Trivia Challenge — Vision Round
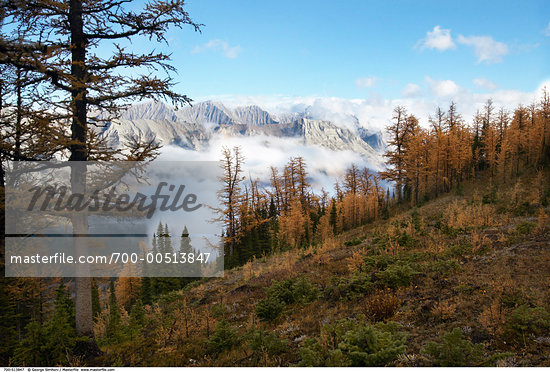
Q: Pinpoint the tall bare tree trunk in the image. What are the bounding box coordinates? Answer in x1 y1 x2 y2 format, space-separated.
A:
69 0 93 338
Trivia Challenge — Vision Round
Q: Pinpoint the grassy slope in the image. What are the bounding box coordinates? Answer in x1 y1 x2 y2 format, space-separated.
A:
99 172 550 367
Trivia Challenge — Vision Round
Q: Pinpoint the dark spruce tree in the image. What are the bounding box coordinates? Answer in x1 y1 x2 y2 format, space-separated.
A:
13 282 77 366
106 280 121 343
91 278 101 319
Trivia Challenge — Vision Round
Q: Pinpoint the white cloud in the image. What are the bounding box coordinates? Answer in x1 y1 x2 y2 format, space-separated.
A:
472 78 497 91
543 22 550 36
426 77 461 97
457 34 508 64
402 83 423 98
355 76 377 89
416 25 456 51
191 39 242 59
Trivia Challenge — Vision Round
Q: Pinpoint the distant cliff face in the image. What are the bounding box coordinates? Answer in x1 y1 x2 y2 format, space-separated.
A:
98 100 386 169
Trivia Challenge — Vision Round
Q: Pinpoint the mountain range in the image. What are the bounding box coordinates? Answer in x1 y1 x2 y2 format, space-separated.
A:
98 100 387 169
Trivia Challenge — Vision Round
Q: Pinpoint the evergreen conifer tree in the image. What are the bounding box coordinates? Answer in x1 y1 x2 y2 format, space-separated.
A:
91 278 101 319
106 281 121 342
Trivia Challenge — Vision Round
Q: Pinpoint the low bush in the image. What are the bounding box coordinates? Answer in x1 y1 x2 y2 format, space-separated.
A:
441 225 461 237
289 277 319 304
363 251 425 271
365 289 401 321
298 338 331 367
396 232 420 249
422 328 484 366
255 297 285 321
482 189 497 204
333 272 373 300
514 202 537 216
426 259 460 277
376 261 418 289
298 318 407 367
500 290 525 309
256 277 318 321
443 244 473 258
208 320 238 356
344 237 363 247
410 209 422 231
504 305 550 345
363 254 396 271
266 279 295 305
247 327 289 358
267 277 318 305
422 328 512 366
515 222 536 235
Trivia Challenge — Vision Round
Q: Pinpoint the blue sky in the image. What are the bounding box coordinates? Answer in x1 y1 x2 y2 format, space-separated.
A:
150 0 550 101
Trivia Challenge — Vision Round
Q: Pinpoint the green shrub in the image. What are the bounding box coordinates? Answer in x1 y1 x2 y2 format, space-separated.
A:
256 277 318 321
515 221 536 235
344 237 363 247
298 319 407 367
291 277 319 304
363 254 395 271
515 202 537 216
410 209 422 231
267 277 318 305
441 225 460 237
208 320 238 355
266 279 295 304
339 321 407 366
247 327 288 358
455 183 464 196
255 296 285 321
427 259 460 277
333 272 373 300
372 235 389 250
396 232 420 249
422 328 512 367
505 305 550 344
376 262 418 289
422 328 484 366
443 244 473 258
361 253 426 289
500 290 525 308
209 303 227 319
405 251 430 262
363 251 425 271
482 189 497 204
298 338 346 367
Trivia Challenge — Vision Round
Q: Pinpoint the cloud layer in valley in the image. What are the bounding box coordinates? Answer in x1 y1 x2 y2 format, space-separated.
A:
158 134 378 194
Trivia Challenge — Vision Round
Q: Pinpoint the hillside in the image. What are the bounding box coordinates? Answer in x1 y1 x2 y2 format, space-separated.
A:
96 171 550 367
